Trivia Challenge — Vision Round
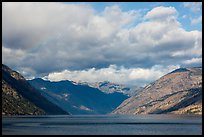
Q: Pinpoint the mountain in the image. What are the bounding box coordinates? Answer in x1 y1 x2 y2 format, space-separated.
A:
2 64 69 115
29 78 129 115
112 67 202 115
84 81 143 96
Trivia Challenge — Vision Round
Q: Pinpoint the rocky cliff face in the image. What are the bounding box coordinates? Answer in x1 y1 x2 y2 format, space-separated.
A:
112 67 202 115
2 80 46 115
2 64 69 115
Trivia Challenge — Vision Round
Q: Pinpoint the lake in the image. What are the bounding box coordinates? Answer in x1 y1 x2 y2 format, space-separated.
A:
2 114 202 135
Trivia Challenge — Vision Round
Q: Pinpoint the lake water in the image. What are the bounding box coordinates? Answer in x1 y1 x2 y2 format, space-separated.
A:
2 114 202 135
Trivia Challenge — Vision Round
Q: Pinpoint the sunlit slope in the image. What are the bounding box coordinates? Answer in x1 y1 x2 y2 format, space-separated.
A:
112 67 202 115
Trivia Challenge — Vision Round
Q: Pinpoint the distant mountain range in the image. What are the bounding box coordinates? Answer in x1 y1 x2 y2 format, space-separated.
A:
79 81 143 96
28 78 129 115
2 64 69 115
2 64 202 115
112 67 202 115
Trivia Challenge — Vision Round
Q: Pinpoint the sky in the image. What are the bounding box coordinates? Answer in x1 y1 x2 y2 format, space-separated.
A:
2 2 202 86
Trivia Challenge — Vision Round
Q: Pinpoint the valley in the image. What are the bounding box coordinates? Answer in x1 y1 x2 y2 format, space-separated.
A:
2 64 202 116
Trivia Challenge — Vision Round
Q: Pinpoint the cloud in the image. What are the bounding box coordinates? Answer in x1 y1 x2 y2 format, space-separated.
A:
145 6 178 21
191 16 202 25
2 3 202 85
44 64 180 86
2 2 95 50
2 46 25 67
170 30 202 58
182 15 187 19
182 57 202 65
183 2 202 12
103 5 139 27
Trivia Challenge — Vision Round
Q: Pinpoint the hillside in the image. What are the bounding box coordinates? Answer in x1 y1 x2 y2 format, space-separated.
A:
29 78 129 114
112 67 202 115
2 80 46 115
2 64 69 115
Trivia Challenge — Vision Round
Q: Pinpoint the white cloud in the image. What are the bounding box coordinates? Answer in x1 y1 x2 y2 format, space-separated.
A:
103 5 139 27
145 6 178 21
183 2 202 12
44 64 180 86
182 57 202 65
191 16 202 25
128 67 163 80
182 15 187 19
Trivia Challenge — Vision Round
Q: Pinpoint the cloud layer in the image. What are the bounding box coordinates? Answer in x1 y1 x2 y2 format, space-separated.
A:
44 64 180 86
2 2 202 86
183 2 202 12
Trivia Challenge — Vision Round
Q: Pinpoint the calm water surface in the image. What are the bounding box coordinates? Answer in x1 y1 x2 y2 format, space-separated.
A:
2 114 202 135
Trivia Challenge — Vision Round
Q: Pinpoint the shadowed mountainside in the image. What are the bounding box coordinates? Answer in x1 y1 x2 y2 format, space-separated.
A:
29 78 129 115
